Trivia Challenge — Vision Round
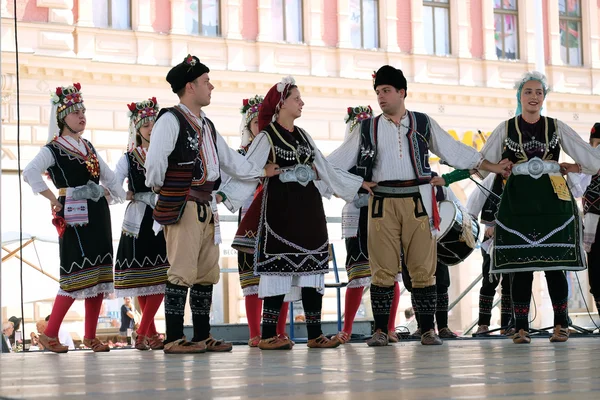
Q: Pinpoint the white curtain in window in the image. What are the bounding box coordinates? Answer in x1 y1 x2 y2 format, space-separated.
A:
272 0 285 41
92 0 109 28
202 0 219 36
433 6 449 55
285 0 302 43
423 6 434 55
185 0 200 35
362 0 378 49
111 0 131 30
349 0 362 48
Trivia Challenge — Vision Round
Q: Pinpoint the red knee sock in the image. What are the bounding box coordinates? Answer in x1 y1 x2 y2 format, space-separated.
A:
388 281 400 332
342 287 364 334
245 294 263 339
44 295 75 338
137 294 164 337
276 302 289 336
84 294 104 340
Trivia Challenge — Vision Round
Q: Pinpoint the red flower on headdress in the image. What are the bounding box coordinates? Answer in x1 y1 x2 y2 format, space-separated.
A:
592 127 596 134
56 87 63 96
127 102 137 112
151 97 157 105
243 99 249 107
74 83 81 91
371 72 376 79
347 107 352 114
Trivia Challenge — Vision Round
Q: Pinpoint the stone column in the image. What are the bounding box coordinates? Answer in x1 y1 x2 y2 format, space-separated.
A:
381 0 399 52
76 0 94 27
410 0 426 55
257 0 272 42
134 0 153 32
337 0 351 48
582 0 599 68
546 0 562 65
170 0 188 35
306 0 324 46
451 0 470 58
481 0 497 60
222 0 242 40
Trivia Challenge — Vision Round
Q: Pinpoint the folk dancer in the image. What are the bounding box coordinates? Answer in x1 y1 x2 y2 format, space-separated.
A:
114 97 169 350
23 83 126 353
145 55 279 354
235 95 290 346
324 65 511 346
218 76 369 350
335 105 401 344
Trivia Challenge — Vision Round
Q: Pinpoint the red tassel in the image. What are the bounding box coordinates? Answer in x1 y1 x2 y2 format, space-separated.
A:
52 210 67 238
431 187 440 231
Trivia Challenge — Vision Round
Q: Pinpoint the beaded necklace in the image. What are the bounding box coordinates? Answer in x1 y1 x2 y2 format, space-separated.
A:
54 136 100 178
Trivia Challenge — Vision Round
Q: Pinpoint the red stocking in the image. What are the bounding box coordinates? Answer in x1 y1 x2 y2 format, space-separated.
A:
342 287 364 334
44 295 75 338
84 294 104 340
245 294 263 339
276 302 289 336
388 281 400 332
138 294 164 337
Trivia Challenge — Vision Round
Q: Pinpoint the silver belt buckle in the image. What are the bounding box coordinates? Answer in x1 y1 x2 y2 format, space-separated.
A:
513 157 559 179
279 164 316 187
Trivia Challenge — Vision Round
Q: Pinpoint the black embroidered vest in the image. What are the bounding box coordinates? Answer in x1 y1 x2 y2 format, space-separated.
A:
46 138 101 189
355 111 432 184
583 174 600 215
481 175 505 225
153 106 220 226
502 116 560 163
126 149 150 194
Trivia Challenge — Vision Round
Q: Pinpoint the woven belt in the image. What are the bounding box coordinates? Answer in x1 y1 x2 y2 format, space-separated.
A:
373 185 420 195
512 157 560 179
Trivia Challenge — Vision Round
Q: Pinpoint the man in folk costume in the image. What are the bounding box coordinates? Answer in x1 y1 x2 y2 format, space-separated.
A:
325 65 510 345
565 122 600 323
145 55 279 354
335 105 402 344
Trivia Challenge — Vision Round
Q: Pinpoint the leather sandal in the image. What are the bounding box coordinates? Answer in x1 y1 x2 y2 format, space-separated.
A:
148 334 164 350
420 329 443 345
83 337 110 352
307 334 341 348
549 325 569 343
38 334 68 353
135 334 150 351
199 336 233 352
335 331 350 344
258 335 293 350
163 338 206 354
366 329 389 347
512 329 531 344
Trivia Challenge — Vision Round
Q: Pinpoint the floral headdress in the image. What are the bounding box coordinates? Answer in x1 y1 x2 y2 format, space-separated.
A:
240 95 264 147
127 97 159 131
47 83 85 143
126 97 160 151
514 71 550 116
51 83 85 121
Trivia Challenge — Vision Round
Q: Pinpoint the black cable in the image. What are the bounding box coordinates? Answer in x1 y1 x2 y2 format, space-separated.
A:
574 271 600 331
13 0 26 350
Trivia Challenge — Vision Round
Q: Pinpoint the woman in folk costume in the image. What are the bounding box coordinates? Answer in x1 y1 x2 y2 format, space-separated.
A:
114 98 169 351
236 95 290 347
218 76 370 350
23 83 126 353
335 106 402 344
470 72 600 343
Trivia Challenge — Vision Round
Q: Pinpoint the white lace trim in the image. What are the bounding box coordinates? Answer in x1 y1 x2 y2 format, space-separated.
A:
57 282 114 300
347 277 371 288
114 284 166 298
242 285 259 297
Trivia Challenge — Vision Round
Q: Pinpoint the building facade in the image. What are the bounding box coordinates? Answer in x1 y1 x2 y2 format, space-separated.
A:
2 0 600 336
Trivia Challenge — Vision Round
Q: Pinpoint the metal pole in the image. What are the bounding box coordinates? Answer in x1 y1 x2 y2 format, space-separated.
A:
534 0 546 116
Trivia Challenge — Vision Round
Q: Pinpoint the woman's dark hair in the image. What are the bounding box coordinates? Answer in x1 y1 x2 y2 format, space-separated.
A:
57 119 65 135
284 85 298 101
135 131 143 147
